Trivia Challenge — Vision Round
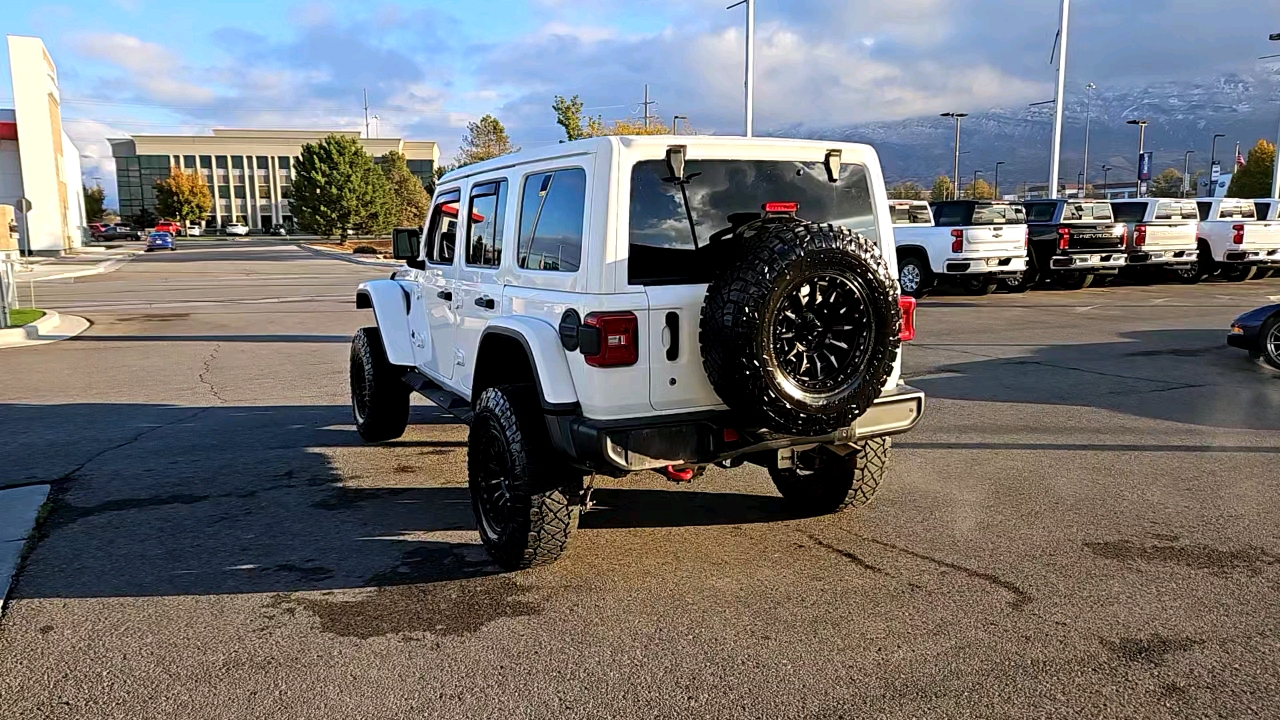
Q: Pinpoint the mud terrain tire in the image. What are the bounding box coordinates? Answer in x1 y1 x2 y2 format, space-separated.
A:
770 438 892 515
350 327 411 442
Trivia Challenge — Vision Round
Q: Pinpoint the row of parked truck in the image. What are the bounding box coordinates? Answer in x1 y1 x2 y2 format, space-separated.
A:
890 196 1280 296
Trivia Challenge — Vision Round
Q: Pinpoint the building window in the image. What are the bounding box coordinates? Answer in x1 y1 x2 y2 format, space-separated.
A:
199 155 212 169
183 155 196 170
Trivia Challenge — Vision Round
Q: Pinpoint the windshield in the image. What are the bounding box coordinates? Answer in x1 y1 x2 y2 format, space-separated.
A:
889 202 932 225
628 160 878 285
971 204 1026 225
1062 202 1113 222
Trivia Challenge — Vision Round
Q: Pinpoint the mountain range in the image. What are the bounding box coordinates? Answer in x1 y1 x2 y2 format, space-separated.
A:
787 71 1280 194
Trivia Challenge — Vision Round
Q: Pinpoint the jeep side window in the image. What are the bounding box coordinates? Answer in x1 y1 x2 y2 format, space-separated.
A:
425 189 461 265
518 168 586 272
467 180 507 268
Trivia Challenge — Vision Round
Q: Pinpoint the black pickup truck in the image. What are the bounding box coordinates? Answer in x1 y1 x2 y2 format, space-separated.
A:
1012 199 1129 290
95 224 145 241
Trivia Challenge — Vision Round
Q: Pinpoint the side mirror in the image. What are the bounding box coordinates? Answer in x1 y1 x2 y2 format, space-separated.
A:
392 227 423 268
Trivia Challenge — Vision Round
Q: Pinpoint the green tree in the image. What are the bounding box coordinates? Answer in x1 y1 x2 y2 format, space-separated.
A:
553 95 592 141
292 133 392 240
1149 168 1185 198
83 183 106 222
1227 139 1276 198
930 175 954 202
154 168 212 225
380 151 431 228
887 181 926 200
456 114 519 167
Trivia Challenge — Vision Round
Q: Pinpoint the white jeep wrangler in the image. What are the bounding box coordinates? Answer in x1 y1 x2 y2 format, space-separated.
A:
351 136 924 569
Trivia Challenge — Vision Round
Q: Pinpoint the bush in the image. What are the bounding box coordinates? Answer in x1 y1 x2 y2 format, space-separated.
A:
352 245 379 255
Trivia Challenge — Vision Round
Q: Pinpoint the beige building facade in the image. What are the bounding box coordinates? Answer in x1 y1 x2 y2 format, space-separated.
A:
109 129 439 230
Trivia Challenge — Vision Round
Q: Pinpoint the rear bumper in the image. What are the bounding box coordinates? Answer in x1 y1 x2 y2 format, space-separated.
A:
1127 248 1198 266
942 255 1028 276
552 384 926 474
1049 251 1127 272
1221 248 1280 264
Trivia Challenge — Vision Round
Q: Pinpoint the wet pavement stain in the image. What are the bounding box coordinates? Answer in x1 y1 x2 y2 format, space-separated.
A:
1084 538 1280 577
268 575 542 639
1102 633 1198 665
851 533 1033 609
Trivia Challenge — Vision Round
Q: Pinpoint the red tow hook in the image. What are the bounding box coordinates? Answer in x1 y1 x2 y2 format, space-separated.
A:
661 465 696 482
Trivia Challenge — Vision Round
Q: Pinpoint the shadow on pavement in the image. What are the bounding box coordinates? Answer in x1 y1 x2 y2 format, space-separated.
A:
914 329 1280 431
2 401 795 600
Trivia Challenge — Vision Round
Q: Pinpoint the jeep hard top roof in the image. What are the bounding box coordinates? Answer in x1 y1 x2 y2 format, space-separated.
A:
437 135 883 184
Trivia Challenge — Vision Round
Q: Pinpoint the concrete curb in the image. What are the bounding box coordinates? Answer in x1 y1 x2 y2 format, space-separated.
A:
0 484 51 614
17 251 141 283
0 312 90 349
296 243 402 268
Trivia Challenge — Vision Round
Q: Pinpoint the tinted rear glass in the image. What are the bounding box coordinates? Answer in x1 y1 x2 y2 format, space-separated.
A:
1216 200 1256 220
1025 203 1057 223
971 204 1026 225
1153 201 1197 221
628 160 878 285
1111 202 1147 223
1062 202 1113 222
890 202 931 225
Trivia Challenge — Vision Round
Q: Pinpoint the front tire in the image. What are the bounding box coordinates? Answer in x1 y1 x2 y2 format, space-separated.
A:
897 255 932 299
469 385 581 570
1260 317 1280 371
959 276 999 296
1055 272 1094 290
1220 264 1257 282
770 438 891 516
349 327 411 442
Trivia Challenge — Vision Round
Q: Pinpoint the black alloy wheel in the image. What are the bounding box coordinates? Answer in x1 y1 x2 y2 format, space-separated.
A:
772 273 874 394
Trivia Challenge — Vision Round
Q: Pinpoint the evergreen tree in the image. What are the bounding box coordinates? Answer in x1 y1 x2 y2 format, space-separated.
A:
83 183 106 223
292 134 391 239
456 115 519 167
930 176 954 202
553 95 590 141
154 168 212 225
1227 139 1276 198
380 151 431 228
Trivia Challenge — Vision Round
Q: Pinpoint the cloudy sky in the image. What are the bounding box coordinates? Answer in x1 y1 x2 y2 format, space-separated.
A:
3 0 1278 201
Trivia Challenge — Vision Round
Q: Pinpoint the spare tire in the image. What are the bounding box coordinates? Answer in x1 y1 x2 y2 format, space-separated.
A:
700 221 901 436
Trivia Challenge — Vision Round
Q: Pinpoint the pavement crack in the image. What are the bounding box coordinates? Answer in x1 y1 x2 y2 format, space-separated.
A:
199 343 227 403
850 534 1033 609
803 533 886 574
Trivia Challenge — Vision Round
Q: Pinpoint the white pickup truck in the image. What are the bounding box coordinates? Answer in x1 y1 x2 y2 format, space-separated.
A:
890 199 1029 298
1195 197 1280 281
1110 198 1200 283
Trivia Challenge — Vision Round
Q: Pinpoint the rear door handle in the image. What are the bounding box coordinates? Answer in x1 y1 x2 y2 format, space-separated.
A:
437 290 452 301
475 296 496 310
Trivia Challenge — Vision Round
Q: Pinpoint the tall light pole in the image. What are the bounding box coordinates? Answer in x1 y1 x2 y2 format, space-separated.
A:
994 161 1005 198
1269 32 1280 198
941 112 968 200
1048 0 1071 200
972 170 983 198
1101 164 1112 198
728 0 755 137
672 115 688 135
1082 82 1095 196
1126 119 1148 198
1183 150 1195 198
1210 133 1226 166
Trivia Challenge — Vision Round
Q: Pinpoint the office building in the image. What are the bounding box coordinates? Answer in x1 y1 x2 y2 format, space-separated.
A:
109 129 439 230
1 35 87 255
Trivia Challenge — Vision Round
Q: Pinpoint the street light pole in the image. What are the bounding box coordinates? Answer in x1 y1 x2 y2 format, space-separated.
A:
727 0 755 137
672 115 688 135
994 161 1005 198
1048 0 1071 200
1082 82 1095 196
1126 119 1148 198
1183 150 1195 198
1101 164 1111 198
941 112 968 200
1269 32 1280 198
972 170 983 199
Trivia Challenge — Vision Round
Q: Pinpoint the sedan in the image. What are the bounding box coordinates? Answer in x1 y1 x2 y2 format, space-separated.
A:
225 223 250 236
1228 303 1280 370
145 232 176 252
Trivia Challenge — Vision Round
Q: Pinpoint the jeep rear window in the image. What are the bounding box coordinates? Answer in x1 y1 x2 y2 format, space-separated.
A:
628 160 878 286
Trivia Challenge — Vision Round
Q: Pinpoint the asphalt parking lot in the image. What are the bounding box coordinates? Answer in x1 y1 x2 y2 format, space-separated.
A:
2 240 1279 719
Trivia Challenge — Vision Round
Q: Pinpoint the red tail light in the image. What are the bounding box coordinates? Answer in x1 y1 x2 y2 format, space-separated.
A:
763 201 799 214
1232 224 1245 245
1134 224 1146 246
898 296 917 342
1057 227 1071 250
1024 228 1030 248
950 229 964 253
582 312 639 367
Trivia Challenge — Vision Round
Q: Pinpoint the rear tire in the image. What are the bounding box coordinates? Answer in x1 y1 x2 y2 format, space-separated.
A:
1220 264 1257 282
349 327 411 442
959 276 999 296
770 438 892 516
469 385 581 570
1055 272 1094 290
1171 264 1202 284
1260 317 1280 371
897 255 932 299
